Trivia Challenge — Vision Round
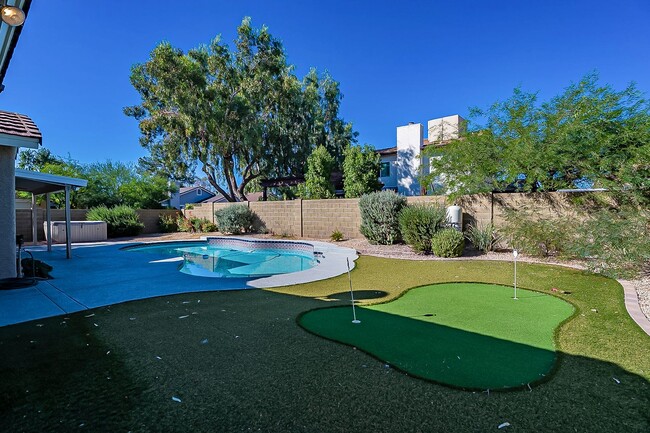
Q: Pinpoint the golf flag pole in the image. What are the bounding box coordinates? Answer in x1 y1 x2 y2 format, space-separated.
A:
347 258 361 324
513 249 519 300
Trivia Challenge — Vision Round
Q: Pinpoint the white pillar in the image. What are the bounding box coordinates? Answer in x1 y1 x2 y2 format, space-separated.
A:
65 185 72 259
396 123 423 196
0 146 17 278
46 193 52 252
31 193 38 245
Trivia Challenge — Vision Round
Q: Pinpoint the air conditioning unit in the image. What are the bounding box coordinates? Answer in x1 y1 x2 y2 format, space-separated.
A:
44 221 108 243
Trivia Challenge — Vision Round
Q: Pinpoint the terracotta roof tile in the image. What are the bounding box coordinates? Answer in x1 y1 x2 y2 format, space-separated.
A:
0 110 42 142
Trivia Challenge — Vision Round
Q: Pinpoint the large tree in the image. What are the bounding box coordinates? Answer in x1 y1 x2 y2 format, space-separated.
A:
343 144 382 197
423 73 650 204
125 17 356 202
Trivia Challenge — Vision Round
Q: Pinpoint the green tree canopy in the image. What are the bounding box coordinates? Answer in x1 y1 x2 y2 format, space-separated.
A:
299 145 335 199
125 17 357 202
17 149 174 209
343 144 382 198
423 73 650 204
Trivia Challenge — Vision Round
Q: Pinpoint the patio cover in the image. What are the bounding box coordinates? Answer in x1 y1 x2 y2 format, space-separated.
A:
15 168 87 258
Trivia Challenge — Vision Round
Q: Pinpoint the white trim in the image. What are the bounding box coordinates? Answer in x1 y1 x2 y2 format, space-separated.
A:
0 133 40 148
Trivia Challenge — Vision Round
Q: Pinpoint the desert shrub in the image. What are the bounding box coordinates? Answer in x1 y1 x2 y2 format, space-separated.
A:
175 216 217 233
158 213 178 233
465 222 500 253
566 207 650 278
501 208 572 257
200 220 218 232
398 203 447 253
189 217 204 231
176 216 194 232
215 205 256 234
87 205 144 238
431 228 465 258
359 190 407 245
330 230 344 242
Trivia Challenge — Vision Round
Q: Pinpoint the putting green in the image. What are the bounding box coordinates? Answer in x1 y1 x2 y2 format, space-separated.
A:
299 283 574 390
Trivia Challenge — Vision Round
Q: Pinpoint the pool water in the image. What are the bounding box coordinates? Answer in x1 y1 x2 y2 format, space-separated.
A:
128 242 317 278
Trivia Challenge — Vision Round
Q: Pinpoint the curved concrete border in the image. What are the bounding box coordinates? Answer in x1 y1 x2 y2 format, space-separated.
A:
243 240 358 288
619 280 650 336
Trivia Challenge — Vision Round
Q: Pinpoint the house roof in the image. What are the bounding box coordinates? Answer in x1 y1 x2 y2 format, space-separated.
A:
179 185 215 196
0 110 42 142
201 191 264 203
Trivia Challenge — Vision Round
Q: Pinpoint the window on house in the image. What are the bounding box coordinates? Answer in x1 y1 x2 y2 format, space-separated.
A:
380 162 390 177
197 189 202 196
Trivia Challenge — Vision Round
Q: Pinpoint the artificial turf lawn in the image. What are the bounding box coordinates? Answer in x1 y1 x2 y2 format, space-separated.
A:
0 255 648 432
299 283 574 389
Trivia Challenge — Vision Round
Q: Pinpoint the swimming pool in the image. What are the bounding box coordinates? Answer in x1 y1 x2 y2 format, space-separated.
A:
125 237 317 278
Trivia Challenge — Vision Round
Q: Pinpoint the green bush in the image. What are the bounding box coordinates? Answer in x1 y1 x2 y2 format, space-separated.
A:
566 208 650 278
398 203 447 253
359 190 407 245
87 205 144 238
175 216 217 233
176 216 194 232
200 220 218 232
465 222 500 253
158 213 178 233
431 228 465 258
501 208 571 257
330 230 344 242
215 205 256 234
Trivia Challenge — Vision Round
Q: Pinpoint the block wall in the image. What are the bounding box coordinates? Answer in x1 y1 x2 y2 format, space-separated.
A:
14 192 598 242
302 199 362 239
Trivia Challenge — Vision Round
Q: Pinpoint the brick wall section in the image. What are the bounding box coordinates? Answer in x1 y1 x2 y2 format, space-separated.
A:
137 209 181 234
302 199 362 239
456 194 493 228
249 200 302 237
183 203 215 222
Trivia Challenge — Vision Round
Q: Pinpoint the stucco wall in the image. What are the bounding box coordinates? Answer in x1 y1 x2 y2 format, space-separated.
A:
0 146 16 278
396 123 423 196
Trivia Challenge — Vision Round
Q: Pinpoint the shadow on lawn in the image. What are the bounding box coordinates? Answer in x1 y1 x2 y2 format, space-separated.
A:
0 289 648 433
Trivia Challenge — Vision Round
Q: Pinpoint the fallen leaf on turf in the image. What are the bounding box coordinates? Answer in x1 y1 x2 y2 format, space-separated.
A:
171 396 181 403
498 422 510 429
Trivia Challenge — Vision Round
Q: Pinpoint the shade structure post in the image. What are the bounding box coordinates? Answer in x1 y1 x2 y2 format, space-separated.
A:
31 193 37 245
65 185 71 259
45 193 51 252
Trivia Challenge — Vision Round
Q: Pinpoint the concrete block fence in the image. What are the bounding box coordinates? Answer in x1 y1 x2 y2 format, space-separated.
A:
16 192 593 242
15 209 180 242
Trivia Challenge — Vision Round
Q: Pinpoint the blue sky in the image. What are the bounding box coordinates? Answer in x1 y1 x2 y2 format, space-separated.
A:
3 0 650 165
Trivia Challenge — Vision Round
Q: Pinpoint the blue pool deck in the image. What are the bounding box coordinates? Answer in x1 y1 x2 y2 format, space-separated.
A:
0 239 358 327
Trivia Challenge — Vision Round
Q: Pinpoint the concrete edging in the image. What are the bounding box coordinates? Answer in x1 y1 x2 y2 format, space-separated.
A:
619 280 650 336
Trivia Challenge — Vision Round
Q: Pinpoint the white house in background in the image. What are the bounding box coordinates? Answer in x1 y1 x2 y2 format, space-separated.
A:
377 114 464 195
162 186 215 209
